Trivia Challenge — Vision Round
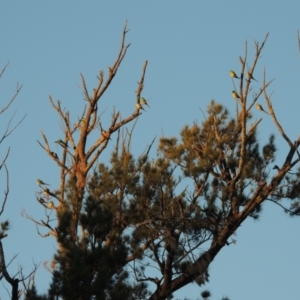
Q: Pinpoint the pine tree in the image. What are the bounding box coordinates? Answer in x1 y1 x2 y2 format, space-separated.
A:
28 29 300 300
26 21 150 299
47 195 135 299
128 34 300 299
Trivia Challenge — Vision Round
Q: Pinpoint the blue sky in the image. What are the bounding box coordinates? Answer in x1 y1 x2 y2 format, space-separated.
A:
0 1 300 299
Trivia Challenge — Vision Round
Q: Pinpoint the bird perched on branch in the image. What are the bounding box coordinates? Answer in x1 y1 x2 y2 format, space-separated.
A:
256 103 269 114
230 70 239 79
232 91 240 100
136 103 146 111
37 179 49 186
38 197 46 204
51 152 58 159
55 139 69 148
247 72 257 82
48 201 55 209
141 97 150 108
43 188 51 196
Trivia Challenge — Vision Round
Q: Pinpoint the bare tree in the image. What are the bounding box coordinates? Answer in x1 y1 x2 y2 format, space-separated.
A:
24 21 149 261
0 62 30 300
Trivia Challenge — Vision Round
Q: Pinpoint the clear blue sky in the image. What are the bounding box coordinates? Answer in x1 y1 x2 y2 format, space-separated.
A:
1 1 300 299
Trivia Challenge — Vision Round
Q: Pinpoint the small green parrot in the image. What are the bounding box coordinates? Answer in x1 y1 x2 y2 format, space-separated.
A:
136 103 146 111
256 103 269 114
232 90 240 99
55 139 69 148
51 152 58 159
230 70 239 79
38 197 46 204
247 72 257 82
43 188 51 196
141 97 150 108
79 118 86 126
37 179 49 186
48 201 55 209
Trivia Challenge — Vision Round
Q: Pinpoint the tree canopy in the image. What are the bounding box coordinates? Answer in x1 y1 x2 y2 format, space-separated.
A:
1 24 300 300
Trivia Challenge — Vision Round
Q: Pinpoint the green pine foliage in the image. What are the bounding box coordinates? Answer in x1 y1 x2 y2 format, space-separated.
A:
46 165 150 299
